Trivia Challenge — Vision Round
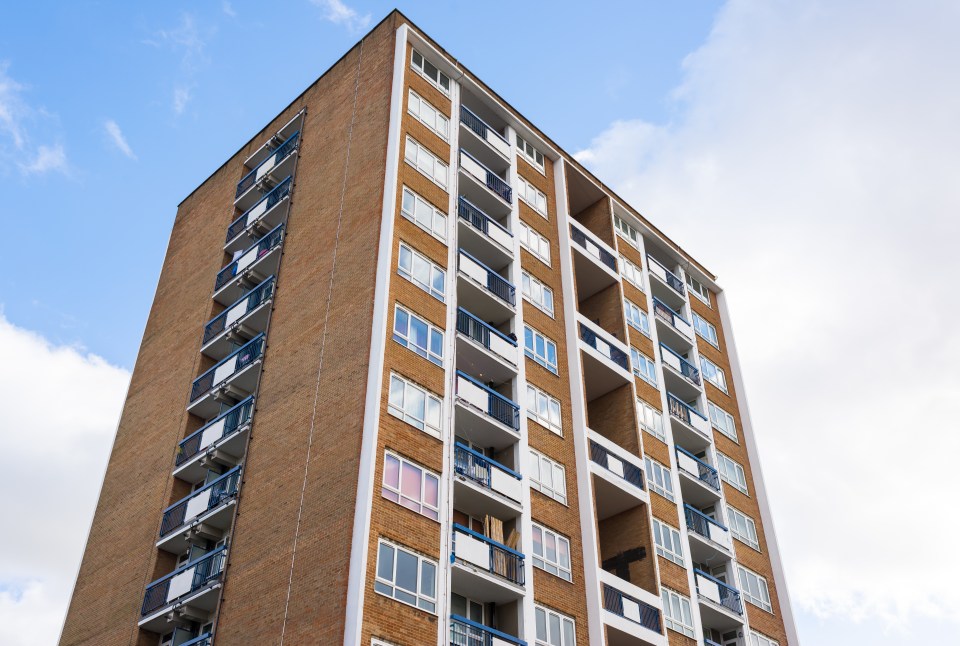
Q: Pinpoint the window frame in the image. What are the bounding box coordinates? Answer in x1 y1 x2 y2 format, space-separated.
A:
406 89 449 141
614 214 641 248
637 399 665 441
532 522 572 582
387 373 443 437
692 312 719 348
630 347 658 387
410 49 451 95
749 630 781 646
524 325 559 374
392 304 444 366
381 451 440 521
521 270 555 317
400 185 447 242
403 136 448 190
529 447 567 505
738 565 773 612
535 604 576 646
374 538 438 613
526 383 562 435
707 401 738 442
620 255 644 291
728 505 760 551
699 355 728 393
717 451 748 494
624 299 651 337
397 241 446 302
660 587 695 638
516 133 545 173
519 220 551 265
517 175 548 218
644 456 675 502
686 272 712 306
652 518 684 566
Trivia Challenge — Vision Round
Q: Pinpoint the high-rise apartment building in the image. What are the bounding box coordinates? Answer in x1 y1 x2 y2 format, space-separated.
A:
60 11 798 646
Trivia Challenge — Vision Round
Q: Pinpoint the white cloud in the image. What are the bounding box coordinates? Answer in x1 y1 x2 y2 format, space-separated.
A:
19 143 67 175
0 63 68 175
222 0 236 18
173 86 192 115
151 14 211 115
103 119 136 159
575 0 960 633
0 313 129 646
0 62 26 149
310 0 372 34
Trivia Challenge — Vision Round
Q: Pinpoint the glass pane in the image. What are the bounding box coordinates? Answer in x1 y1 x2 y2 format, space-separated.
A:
420 560 436 598
376 543 394 581
424 474 438 508
549 614 561 645
398 245 411 272
389 376 404 408
383 453 400 489
451 593 466 617
562 618 574 645
536 608 547 639
558 537 570 569
410 317 428 350
545 532 557 562
532 526 543 557
394 307 408 337
395 550 418 593
410 388 425 422
426 397 440 429
400 462 421 499
413 256 430 287
432 268 445 293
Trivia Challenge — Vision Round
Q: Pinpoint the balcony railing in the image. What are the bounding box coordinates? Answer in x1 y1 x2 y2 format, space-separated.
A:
460 105 510 158
204 276 275 344
694 569 743 616
458 196 513 250
226 176 292 243
457 308 517 364
667 393 711 436
647 255 685 295
660 343 700 385
684 504 732 550
652 297 693 338
675 446 720 491
458 249 516 306
460 149 513 203
177 397 254 466
456 371 520 431
589 440 645 490
450 614 527 646
579 322 630 371
570 224 617 272
602 583 662 634
141 547 226 616
452 523 525 585
705 640 724 646
236 130 300 198
453 442 522 502
180 634 213 646
160 466 241 537
190 334 265 402
215 224 285 291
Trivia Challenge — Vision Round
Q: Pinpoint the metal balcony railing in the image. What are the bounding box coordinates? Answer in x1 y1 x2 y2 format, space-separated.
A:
180 633 213 646
676 446 720 491
160 466 241 537
456 308 517 358
236 130 300 198
141 547 226 616
450 614 527 646
460 105 510 156
203 276 275 344
602 583 663 634
177 397 254 466
458 249 516 305
190 335 265 402
660 342 701 385
453 442 522 502
570 223 617 272
667 392 708 429
226 176 292 243
460 148 513 203
685 504 729 544
578 322 630 371
458 196 513 248
647 254 685 295
589 440 645 490
215 224 285 291
455 370 520 431
652 296 692 335
694 569 744 615
452 523 525 585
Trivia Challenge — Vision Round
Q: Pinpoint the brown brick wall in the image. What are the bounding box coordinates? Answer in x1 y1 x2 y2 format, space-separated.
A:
596 506 658 595
571 196 614 248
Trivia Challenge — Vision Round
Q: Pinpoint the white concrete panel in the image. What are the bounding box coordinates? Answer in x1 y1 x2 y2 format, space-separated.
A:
487 132 510 158
489 334 517 364
166 568 194 602
491 468 521 502
212 357 237 387
455 531 490 571
460 253 488 286
199 418 225 451
235 248 256 272
708 523 732 549
677 451 700 477
488 224 513 249
662 350 682 373
697 573 722 605
460 153 487 184
255 155 275 180
691 413 711 436
621 596 642 623
458 377 488 412
184 488 211 522
225 301 246 327
247 199 268 221
607 453 625 478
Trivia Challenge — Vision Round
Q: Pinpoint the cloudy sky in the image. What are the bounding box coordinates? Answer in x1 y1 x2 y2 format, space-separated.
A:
2 1 958 645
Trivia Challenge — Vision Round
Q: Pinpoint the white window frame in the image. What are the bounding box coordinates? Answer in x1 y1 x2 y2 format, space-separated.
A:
630 347 657 387
692 312 719 348
637 399 665 441
749 630 781 646
381 451 440 521
620 255 644 291
387 373 443 437
519 220 551 265
400 185 447 242
526 384 562 435
529 448 567 505
708 401 738 442
517 175 548 217
374 538 438 613
524 325 558 374
717 451 748 494
686 272 712 306
397 241 445 302
728 505 760 551
614 214 641 248
660 587 695 638
532 522 572 581
652 518 684 566
410 49 450 95
624 299 650 337
407 89 449 140
535 605 576 646
521 270 554 317
699 355 728 393
403 136 448 189
517 133 545 173
392 304 444 366
738 565 773 612
644 457 674 502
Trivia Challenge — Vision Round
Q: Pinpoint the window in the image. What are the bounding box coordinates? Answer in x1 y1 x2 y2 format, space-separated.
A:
728 506 760 551
526 384 562 434
630 348 657 386
686 272 711 305
699 356 728 392
388 373 442 437
393 305 443 366
660 587 694 638
692 312 719 348
620 255 644 291
382 452 440 521
400 186 447 241
398 242 445 301
529 448 567 504
407 89 449 140
404 137 448 189
521 271 554 316
749 630 780 646
707 401 738 442
374 539 437 612
652 518 684 566
637 399 665 441
410 49 450 94
614 214 641 248
535 605 575 646
524 325 558 374
717 452 748 494
532 523 572 581
519 221 551 264
517 134 545 172
624 300 651 336
738 565 772 612
644 457 674 501
517 175 548 217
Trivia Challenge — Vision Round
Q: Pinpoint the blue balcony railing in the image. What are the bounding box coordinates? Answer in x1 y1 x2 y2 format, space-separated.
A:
180 633 213 646
204 276 275 344
160 466 241 537
226 176 292 243
458 196 512 243
460 148 513 203
647 254 685 295
570 223 617 272
695 569 743 615
667 392 708 426
458 249 516 305
578 322 630 372
684 504 729 542
705 640 724 646
453 442 521 491
457 308 517 353
177 397 254 466
660 343 700 385
460 105 509 149
452 523 525 585
190 334 265 402
676 446 720 491
215 223 285 290
236 130 300 198
602 584 662 634
450 614 527 646
589 440 645 490
652 296 691 330
456 370 520 430
141 547 226 616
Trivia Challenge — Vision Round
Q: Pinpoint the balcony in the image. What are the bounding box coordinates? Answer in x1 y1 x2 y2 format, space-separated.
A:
456 308 517 384
459 149 512 217
174 396 253 483
457 196 513 268
158 466 241 553
589 430 648 519
180 634 213 646
675 446 722 507
667 393 711 448
684 505 733 561
139 547 226 632
600 570 666 646
460 105 510 168
451 523 524 600
457 249 516 324
188 335 265 418
225 176 292 253
578 314 632 400
694 570 744 629
659 343 700 396
213 223 284 306
651 297 693 349
454 371 519 450
646 255 685 310
235 130 300 210
450 615 526 646
570 223 619 300
202 276 274 360
453 442 522 518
